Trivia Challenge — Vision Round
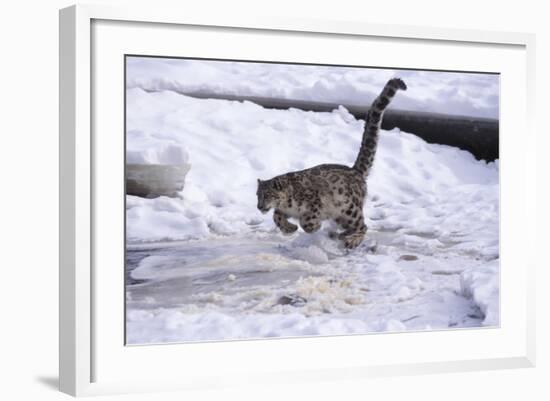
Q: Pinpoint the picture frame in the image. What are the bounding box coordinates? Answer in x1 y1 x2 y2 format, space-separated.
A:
59 3 536 397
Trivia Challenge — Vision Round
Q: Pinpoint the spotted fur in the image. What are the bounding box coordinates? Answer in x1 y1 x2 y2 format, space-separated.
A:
257 78 407 249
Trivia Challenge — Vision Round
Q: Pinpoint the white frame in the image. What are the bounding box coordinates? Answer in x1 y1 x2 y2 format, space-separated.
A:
59 4 536 397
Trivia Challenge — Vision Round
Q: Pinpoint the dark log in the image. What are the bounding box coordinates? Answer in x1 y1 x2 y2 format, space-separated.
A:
380 109 498 162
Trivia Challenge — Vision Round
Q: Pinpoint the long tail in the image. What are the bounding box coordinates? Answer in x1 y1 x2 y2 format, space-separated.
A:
352 78 407 178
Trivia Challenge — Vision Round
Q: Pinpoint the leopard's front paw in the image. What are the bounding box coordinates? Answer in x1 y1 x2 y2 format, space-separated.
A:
280 223 298 235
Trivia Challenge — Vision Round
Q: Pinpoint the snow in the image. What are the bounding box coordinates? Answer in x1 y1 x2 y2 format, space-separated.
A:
460 260 500 326
127 57 500 119
125 58 500 344
126 136 189 165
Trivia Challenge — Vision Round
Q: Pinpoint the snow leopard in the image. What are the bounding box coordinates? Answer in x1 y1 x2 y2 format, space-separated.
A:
256 78 407 249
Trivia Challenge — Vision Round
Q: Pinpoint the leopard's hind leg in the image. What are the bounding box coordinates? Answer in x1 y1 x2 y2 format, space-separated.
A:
335 206 367 249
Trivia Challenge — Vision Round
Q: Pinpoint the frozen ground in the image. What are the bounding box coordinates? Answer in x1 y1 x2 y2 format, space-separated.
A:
125 60 499 344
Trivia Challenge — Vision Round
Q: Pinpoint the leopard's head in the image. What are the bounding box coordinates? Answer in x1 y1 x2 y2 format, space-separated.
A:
256 178 284 214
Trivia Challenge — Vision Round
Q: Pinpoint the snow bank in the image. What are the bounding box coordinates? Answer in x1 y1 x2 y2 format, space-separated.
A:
126 88 499 248
127 136 189 166
460 260 500 326
127 57 499 119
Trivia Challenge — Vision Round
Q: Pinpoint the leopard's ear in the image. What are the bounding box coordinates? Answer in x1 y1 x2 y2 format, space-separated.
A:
273 179 282 191
257 178 262 184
